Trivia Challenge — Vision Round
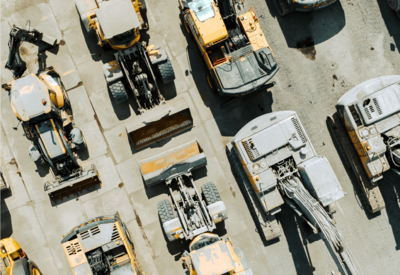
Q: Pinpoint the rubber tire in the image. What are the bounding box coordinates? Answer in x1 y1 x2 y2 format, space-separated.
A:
29 261 43 275
202 182 221 205
157 59 175 84
387 0 399 10
157 199 175 224
109 80 128 104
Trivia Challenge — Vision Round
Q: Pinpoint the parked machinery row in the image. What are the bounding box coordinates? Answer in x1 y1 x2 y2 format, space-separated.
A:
2 0 399 275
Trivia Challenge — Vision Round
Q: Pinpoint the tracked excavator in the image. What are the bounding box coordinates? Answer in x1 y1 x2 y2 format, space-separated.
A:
273 0 338 16
61 212 144 275
328 75 400 213
138 140 228 242
2 26 100 203
181 233 253 275
227 111 361 275
75 0 175 110
179 0 278 99
0 237 43 275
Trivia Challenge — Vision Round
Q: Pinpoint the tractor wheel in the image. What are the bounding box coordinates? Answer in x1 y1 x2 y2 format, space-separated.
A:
157 199 175 224
157 59 175 84
29 261 43 275
109 80 128 104
202 182 221 205
387 0 399 10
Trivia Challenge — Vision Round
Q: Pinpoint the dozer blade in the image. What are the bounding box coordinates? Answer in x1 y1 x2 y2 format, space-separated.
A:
138 140 207 187
45 165 101 202
126 97 193 150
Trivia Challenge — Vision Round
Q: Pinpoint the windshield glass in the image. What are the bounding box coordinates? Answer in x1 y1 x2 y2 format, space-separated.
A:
188 0 215 22
108 29 136 46
190 235 220 251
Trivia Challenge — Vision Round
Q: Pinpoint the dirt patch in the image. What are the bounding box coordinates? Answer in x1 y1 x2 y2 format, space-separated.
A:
59 40 66 46
296 37 316 60
20 46 28 56
118 182 124 188
230 186 236 198
332 74 338 80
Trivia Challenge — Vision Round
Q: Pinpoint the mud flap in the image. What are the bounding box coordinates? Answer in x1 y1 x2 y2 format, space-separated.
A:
126 97 193 150
45 165 101 202
138 140 207 187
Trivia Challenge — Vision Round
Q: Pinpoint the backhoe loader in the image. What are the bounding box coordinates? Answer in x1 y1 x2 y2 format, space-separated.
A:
75 0 176 110
179 0 278 97
273 0 337 16
328 75 400 213
227 111 361 275
61 212 144 275
0 237 42 275
181 233 253 275
2 67 100 203
138 140 228 242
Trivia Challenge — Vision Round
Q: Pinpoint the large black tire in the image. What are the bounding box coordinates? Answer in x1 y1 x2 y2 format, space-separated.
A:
109 80 128 104
387 0 399 10
157 199 175 224
157 59 175 84
29 261 43 275
202 182 221 205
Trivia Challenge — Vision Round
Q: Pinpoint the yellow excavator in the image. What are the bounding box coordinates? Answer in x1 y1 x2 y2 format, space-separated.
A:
0 237 42 275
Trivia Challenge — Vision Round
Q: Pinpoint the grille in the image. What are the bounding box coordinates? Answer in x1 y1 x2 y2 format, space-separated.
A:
91 226 100 236
364 108 372 119
80 230 90 240
369 105 375 113
291 118 307 143
111 224 120 241
66 242 82 255
80 225 101 240
242 138 261 160
373 98 382 115
259 68 266 76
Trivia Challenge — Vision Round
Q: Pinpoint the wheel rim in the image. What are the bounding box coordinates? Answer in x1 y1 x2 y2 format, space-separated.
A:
32 268 41 275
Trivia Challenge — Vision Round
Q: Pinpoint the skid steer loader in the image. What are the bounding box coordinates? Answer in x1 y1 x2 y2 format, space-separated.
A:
227 111 361 275
0 237 43 275
179 0 278 97
2 67 100 203
272 0 337 16
75 0 176 110
327 75 400 213
181 233 253 275
387 0 400 17
138 140 228 241
61 212 144 275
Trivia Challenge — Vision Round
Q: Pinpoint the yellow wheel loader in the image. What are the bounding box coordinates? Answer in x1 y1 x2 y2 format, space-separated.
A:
2 67 100 203
273 0 338 16
75 0 176 111
138 140 228 241
179 0 278 98
328 75 400 213
181 233 253 275
61 212 144 275
227 111 361 275
0 237 42 275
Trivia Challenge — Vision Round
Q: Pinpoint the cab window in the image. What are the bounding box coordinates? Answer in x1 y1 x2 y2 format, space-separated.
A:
188 0 215 22
2 257 9 268
190 235 220 251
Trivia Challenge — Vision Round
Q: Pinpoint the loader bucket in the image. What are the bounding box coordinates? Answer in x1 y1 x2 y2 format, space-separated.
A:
126 98 193 150
138 140 207 187
45 165 101 203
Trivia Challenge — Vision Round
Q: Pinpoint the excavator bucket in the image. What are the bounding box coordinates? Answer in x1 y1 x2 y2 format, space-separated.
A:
138 140 207 187
45 165 101 202
126 97 193 150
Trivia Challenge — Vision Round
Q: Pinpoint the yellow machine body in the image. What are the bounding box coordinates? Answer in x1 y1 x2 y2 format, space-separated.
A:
0 238 24 275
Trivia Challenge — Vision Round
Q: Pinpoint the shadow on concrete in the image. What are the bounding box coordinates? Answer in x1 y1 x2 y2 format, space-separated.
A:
1 190 13 238
179 19 274 137
79 18 110 63
377 0 400 54
160 215 190 260
34 160 51 178
326 114 381 220
50 182 102 207
264 0 345 50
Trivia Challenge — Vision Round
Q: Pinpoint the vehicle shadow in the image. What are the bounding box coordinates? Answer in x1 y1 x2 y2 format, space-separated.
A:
1 190 13 238
264 0 346 48
180 22 274 137
377 0 400 53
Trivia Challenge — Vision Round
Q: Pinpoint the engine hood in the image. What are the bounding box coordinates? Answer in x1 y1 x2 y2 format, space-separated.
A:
10 74 51 122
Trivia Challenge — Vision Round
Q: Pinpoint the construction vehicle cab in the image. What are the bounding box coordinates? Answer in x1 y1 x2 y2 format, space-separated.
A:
2 68 100 203
0 237 42 275
273 0 337 16
61 213 144 275
182 233 253 275
180 0 278 96
138 140 227 241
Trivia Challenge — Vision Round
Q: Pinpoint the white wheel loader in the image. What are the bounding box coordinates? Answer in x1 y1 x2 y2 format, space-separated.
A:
227 111 361 275
138 140 228 241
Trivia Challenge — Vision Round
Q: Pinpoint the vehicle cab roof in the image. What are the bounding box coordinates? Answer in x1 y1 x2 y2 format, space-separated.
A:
96 0 140 39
